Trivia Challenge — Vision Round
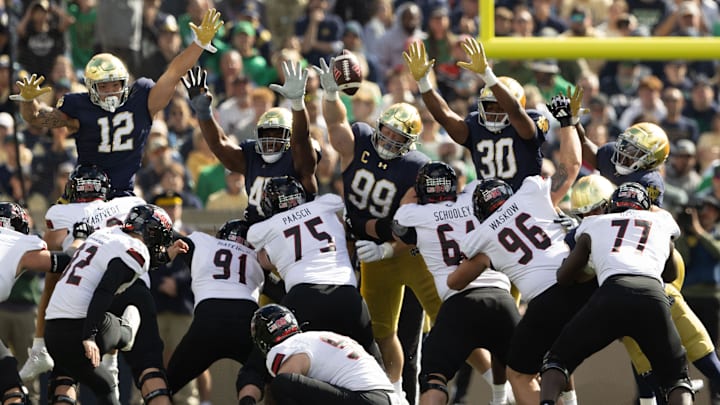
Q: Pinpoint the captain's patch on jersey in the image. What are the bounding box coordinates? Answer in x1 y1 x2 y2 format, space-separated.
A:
536 116 549 133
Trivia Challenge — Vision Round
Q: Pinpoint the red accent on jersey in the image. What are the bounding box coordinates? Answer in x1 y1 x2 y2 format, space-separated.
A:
46 219 54 230
271 353 286 375
126 248 146 267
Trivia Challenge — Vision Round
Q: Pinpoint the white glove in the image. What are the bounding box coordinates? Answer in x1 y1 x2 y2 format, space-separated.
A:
312 57 339 101
270 60 309 111
356 240 393 263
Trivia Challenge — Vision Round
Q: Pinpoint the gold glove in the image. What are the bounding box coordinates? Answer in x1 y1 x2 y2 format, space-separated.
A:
567 85 588 125
10 74 52 102
456 36 489 75
190 8 224 53
402 41 435 81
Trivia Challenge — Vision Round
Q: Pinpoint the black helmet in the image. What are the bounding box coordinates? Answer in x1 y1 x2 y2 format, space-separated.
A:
122 204 174 257
415 161 457 204
472 178 514 222
0 202 29 234
608 182 651 213
68 165 110 202
260 176 306 217
250 304 301 354
216 219 251 247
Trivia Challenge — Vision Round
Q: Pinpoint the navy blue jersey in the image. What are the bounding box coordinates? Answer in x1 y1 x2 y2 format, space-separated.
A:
596 143 665 207
58 79 154 194
342 123 430 237
241 139 303 224
462 109 548 191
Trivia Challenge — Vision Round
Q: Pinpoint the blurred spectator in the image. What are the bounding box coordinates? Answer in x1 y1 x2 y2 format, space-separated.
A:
334 0 376 25
350 83 381 126
66 0 96 71
138 11 181 81
450 0 479 35
159 161 203 208
95 0 142 77
560 6 605 74
627 0 673 34
342 20 381 85
19 122 48 153
494 7 514 36
416 106 445 160
205 169 248 212
250 87 276 127
264 0 308 51
529 59 575 102
271 47 305 97
661 60 694 97
137 122 175 197
295 0 344 66
185 129 219 186
377 2 423 78
595 0 631 37
654 0 705 36
217 74 255 140
0 111 13 153
696 132 720 174
685 79 720 134
660 86 700 143
364 0 393 57
0 132 32 199
48 160 73 204
231 21 276 87
532 0 568 36
35 55 85 107
211 49 243 103
179 0 228 76
560 0 612 25
30 125 76 198
194 162 227 206
380 68 414 112
618 75 666 129
424 5 454 67
216 0 261 24
601 61 646 118
151 190 196 233
166 96 197 155
16 0 73 79
0 55 11 114
666 139 701 195
435 34 480 102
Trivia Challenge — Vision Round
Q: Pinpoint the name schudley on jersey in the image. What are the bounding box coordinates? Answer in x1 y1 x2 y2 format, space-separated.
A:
433 206 473 222
487 202 520 231
281 208 312 225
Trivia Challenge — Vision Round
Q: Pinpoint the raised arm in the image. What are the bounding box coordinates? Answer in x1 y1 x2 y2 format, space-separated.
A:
403 41 469 144
547 90 582 206
182 67 247 174
13 74 80 131
313 58 355 170
269 61 318 195
456 37 535 140
148 8 223 117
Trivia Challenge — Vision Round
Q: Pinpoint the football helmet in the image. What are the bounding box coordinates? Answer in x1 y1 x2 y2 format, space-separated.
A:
68 165 110 203
216 219 251 247
477 76 526 133
416 161 458 204
611 122 670 175
570 174 617 216
373 102 422 160
251 304 301 354
608 182 651 213
472 178 514 222
122 204 174 258
0 202 29 234
260 176 306 217
84 53 130 113
255 107 293 164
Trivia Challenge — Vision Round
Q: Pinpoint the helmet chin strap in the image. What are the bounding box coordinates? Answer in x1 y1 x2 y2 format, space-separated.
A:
261 153 282 164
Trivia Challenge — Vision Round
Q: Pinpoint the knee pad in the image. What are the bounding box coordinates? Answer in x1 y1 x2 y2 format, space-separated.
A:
48 377 77 405
138 370 172 404
662 378 695 402
2 387 29 405
419 373 448 397
540 355 570 385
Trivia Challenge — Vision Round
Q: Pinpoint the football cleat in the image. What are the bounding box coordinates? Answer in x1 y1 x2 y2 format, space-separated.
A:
120 305 141 352
19 346 54 381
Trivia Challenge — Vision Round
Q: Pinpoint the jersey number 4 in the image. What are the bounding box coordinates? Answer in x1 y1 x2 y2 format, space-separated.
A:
97 113 134 153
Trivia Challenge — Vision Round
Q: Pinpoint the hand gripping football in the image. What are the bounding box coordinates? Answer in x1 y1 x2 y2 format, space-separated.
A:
332 50 362 96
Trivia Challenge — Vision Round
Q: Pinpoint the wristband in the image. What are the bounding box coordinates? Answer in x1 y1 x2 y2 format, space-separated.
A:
193 101 213 121
482 67 498 87
50 252 72 274
417 75 432 94
290 98 305 111
192 31 218 53
375 217 394 242
324 90 338 102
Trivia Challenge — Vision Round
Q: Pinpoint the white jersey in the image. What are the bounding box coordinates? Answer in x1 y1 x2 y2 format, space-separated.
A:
187 232 265 308
247 194 356 291
46 227 150 320
461 176 569 301
46 196 150 287
576 209 680 286
394 180 510 301
266 331 395 392
0 228 47 302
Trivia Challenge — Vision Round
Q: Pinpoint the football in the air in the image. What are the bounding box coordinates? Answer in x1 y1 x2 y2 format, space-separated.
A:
332 50 362 96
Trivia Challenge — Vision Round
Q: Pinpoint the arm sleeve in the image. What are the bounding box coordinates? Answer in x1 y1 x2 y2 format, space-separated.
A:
82 259 137 340
173 236 196 268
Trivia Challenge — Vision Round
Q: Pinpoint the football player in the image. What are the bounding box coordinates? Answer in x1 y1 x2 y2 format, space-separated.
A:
393 162 521 405
20 165 145 383
0 202 73 405
44 204 187 405
403 37 554 191
11 9 223 198
165 219 265 399
571 175 720 405
541 183 694 405
247 176 380 362
578 121 669 206
183 61 318 224
251 304 396 405
314 55 440 402
447 94 585 405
